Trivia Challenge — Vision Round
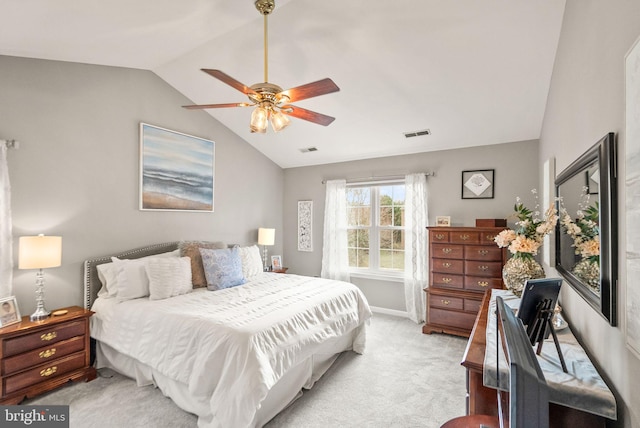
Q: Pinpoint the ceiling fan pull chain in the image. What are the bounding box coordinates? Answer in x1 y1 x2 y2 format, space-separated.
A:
264 13 268 83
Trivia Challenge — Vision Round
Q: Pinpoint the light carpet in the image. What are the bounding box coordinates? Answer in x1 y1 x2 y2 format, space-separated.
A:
28 313 468 428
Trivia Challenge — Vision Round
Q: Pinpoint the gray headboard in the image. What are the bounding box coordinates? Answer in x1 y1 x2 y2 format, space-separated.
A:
83 242 179 309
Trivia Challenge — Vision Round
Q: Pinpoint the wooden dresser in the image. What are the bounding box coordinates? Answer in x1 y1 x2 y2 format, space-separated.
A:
422 226 507 337
0 306 97 404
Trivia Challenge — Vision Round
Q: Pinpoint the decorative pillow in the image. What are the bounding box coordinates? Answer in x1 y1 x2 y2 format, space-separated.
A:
146 257 193 300
199 247 246 291
179 241 227 288
96 262 119 298
238 245 264 278
112 251 179 302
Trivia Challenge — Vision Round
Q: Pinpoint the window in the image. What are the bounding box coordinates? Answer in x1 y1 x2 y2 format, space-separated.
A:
346 183 405 275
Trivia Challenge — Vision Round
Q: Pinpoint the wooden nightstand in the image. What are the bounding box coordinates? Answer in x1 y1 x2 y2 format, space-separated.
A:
272 268 288 274
0 306 97 404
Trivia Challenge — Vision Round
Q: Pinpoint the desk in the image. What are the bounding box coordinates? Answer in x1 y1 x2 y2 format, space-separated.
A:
461 291 614 428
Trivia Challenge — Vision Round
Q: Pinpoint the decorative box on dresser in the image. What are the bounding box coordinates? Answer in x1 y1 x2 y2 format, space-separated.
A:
423 226 507 337
0 306 97 404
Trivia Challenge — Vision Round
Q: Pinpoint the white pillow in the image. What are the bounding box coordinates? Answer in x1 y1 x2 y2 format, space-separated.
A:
146 257 193 300
112 250 179 302
96 262 119 298
238 245 264 278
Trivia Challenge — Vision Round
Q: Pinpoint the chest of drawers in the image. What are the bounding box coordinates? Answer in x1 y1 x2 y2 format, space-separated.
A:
422 227 507 337
0 306 97 404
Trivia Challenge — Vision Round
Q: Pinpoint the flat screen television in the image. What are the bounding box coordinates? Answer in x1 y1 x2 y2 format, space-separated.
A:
516 278 562 346
496 296 549 428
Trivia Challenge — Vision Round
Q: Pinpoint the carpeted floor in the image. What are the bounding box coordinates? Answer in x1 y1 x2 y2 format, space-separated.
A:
28 313 468 428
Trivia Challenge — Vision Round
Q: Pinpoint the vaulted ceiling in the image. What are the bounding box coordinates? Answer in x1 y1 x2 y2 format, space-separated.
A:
0 0 566 168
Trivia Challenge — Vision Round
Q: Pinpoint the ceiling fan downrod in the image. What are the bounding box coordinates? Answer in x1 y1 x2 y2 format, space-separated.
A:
255 0 275 83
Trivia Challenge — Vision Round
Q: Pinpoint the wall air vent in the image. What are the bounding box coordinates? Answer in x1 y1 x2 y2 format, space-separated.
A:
403 129 431 138
299 147 318 153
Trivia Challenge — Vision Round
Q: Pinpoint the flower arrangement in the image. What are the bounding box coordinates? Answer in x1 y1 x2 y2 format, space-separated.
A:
559 188 599 262
494 189 559 259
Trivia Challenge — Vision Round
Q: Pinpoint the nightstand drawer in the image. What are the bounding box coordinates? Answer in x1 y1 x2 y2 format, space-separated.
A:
3 352 86 396
2 321 85 358
2 336 85 376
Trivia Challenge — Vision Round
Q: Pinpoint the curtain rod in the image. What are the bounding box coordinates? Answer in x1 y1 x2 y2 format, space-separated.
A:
1 139 20 149
321 172 435 184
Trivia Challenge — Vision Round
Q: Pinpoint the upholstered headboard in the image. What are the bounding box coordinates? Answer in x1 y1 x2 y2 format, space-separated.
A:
83 242 179 309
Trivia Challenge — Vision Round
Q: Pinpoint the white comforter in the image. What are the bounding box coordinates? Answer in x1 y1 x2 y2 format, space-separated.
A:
91 273 371 428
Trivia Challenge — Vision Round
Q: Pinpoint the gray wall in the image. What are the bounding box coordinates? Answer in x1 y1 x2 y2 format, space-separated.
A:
283 140 539 311
539 1 640 426
1 55 284 314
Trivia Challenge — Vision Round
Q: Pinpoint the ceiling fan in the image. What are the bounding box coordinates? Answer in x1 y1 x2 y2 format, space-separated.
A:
183 0 340 134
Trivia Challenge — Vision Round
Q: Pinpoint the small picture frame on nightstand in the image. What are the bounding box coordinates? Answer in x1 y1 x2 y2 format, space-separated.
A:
0 296 21 328
271 255 282 271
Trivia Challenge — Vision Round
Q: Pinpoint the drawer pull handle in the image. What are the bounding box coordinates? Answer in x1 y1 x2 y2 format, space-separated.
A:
39 348 57 359
435 233 445 240
478 249 489 256
441 300 451 305
478 281 489 288
41 332 57 341
40 366 58 377
442 248 452 254
442 262 452 268
478 265 489 271
486 234 496 241
460 234 470 241
442 277 452 284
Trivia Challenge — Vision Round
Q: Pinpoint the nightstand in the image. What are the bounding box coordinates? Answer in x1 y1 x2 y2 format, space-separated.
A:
272 268 288 274
0 306 97 404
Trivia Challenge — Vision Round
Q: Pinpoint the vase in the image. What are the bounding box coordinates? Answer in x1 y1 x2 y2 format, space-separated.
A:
502 256 545 297
573 259 600 295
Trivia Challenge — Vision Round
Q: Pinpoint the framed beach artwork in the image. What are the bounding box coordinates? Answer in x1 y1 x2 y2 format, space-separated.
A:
297 200 313 252
140 123 215 212
625 35 640 357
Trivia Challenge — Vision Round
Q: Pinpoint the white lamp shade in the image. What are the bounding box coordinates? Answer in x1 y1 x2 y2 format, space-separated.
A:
18 235 62 269
258 228 275 246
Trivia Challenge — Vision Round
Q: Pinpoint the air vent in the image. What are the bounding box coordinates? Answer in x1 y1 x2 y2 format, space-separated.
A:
403 129 431 138
299 147 318 153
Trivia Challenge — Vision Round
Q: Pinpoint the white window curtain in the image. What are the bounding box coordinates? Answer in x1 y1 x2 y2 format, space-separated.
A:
404 173 429 323
0 144 13 297
321 179 350 282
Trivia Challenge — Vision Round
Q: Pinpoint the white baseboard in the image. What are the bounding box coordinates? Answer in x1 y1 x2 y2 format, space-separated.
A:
370 306 409 318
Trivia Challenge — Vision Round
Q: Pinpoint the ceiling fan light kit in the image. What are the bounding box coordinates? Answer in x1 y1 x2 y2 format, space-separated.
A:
183 0 339 134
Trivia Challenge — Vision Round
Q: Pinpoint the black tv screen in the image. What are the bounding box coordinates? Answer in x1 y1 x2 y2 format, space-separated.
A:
516 278 562 345
496 296 549 428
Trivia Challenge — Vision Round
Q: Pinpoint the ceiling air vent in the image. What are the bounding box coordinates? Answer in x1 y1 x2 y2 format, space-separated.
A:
299 147 318 153
403 129 431 138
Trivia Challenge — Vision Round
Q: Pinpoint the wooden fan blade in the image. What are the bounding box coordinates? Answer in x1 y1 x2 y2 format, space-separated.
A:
201 69 257 95
280 78 340 103
182 102 252 109
281 105 336 126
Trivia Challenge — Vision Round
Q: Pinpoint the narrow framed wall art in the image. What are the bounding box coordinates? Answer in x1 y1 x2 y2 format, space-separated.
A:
297 200 313 252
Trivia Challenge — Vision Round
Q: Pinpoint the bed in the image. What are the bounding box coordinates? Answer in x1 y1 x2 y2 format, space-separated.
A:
83 242 371 428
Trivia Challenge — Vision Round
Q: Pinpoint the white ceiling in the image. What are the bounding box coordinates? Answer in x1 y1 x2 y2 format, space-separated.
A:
0 0 566 168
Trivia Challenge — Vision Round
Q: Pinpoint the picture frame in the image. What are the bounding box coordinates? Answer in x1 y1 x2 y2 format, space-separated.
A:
462 169 495 199
297 200 313 252
271 255 282 270
0 296 21 328
435 216 451 227
140 123 215 212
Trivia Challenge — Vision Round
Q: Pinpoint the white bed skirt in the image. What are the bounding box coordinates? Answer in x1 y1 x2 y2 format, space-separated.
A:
95 326 359 427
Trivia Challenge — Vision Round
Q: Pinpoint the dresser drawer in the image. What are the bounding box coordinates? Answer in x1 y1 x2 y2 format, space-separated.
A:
450 231 480 244
464 246 503 262
432 258 464 274
3 352 86 396
465 261 503 278
431 273 464 289
431 244 464 259
464 276 503 292
464 298 483 313
430 295 464 310
1 336 85 376
480 231 502 244
430 230 450 243
2 321 85 358
428 307 477 331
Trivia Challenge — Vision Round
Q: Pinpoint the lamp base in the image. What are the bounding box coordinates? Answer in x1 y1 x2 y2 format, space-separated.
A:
30 307 51 322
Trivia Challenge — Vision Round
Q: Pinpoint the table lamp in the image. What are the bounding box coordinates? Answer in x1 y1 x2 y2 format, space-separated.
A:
18 235 62 321
258 228 275 271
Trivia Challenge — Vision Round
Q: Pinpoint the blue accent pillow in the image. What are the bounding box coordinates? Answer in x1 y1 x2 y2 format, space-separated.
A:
199 247 246 291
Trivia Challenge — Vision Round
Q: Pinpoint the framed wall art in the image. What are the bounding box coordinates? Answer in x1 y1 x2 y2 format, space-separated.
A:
140 123 215 212
462 169 495 199
297 200 313 252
